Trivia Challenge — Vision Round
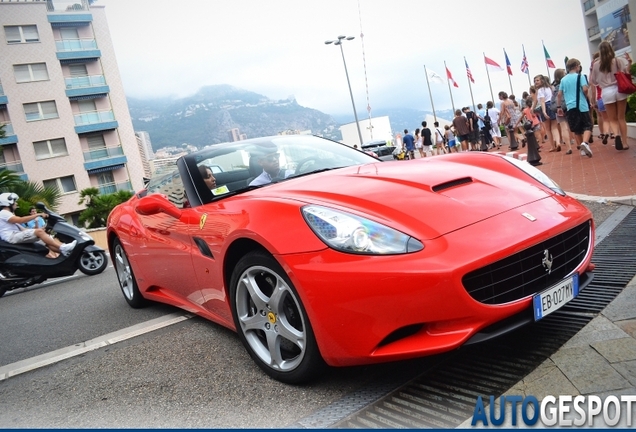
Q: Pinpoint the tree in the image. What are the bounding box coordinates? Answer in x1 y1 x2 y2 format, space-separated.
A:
0 123 6 139
0 169 21 191
1 179 62 216
78 188 133 228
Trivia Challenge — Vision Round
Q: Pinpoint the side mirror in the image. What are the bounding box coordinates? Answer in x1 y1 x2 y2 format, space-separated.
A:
135 194 182 219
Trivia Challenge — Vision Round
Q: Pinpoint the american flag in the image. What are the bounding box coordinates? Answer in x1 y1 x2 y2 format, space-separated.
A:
465 59 474 83
520 46 529 74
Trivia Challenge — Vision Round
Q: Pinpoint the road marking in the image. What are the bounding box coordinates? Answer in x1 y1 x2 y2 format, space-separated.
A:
0 312 192 381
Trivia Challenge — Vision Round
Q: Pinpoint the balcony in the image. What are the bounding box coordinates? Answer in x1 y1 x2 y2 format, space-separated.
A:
65 75 109 100
0 123 18 146
97 181 133 195
0 161 27 180
583 0 595 13
56 39 100 63
0 83 7 105
588 25 601 40
74 110 118 134
83 145 128 172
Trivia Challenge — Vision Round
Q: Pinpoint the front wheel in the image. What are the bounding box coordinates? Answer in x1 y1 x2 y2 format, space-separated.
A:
78 250 108 275
112 238 147 308
229 251 325 384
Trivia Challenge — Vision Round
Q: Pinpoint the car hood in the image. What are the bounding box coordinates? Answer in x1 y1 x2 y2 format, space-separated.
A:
253 157 555 240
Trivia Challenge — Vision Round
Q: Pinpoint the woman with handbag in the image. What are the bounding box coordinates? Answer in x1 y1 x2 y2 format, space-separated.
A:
589 41 632 150
533 75 561 152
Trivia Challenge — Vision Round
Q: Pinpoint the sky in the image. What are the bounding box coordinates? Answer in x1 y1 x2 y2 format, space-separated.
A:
97 0 593 118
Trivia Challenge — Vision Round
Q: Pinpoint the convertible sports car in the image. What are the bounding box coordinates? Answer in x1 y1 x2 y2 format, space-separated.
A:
107 135 595 384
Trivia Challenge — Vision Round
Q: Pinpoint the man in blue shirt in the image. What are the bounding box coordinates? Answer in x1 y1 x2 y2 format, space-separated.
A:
557 58 593 158
402 129 415 160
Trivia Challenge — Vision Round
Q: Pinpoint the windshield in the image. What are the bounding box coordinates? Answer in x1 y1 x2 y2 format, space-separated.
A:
191 135 376 203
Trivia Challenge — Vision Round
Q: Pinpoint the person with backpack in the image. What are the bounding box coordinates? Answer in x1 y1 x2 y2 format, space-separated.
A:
433 121 446 155
477 103 493 150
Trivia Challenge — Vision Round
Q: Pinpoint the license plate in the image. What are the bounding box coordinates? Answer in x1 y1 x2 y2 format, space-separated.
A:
533 273 579 321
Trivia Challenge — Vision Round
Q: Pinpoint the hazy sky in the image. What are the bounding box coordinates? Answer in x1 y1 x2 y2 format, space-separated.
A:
97 0 592 116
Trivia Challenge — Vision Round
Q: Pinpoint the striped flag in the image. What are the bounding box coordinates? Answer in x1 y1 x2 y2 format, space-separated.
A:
465 59 475 83
484 55 504 71
446 66 459 88
543 42 556 68
504 49 513 76
521 46 529 74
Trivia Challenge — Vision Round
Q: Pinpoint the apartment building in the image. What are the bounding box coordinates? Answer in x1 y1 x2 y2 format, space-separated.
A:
0 0 145 222
581 0 634 56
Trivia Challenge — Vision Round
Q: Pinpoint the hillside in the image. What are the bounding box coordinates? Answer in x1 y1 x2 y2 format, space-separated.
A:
127 85 341 151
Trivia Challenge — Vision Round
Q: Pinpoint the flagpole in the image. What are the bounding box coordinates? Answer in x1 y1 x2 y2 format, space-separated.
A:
483 53 495 102
504 48 514 96
523 44 531 87
464 57 476 112
444 60 456 114
423 65 437 123
542 40 551 81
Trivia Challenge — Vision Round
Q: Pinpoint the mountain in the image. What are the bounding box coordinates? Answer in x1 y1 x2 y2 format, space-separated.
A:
127 85 341 151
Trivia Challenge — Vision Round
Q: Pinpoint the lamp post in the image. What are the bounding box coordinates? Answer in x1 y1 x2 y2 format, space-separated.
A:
325 35 364 147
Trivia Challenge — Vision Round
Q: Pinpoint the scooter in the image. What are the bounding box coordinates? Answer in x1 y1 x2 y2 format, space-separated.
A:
0 202 108 297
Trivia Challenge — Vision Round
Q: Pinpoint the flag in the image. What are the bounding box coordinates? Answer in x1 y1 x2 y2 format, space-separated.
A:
465 59 475 83
504 49 513 76
543 43 556 68
520 46 529 74
446 66 459 88
426 69 444 84
484 56 503 71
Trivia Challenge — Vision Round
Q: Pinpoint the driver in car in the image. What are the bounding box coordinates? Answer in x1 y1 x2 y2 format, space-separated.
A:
248 145 294 186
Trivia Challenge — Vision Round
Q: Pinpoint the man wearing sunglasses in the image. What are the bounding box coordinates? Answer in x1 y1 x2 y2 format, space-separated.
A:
248 148 294 186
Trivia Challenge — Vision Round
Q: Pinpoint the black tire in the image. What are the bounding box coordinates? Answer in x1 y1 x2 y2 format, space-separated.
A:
112 238 147 308
229 251 325 384
78 250 109 276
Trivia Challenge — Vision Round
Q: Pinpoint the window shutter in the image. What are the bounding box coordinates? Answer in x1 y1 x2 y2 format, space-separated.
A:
33 141 50 159
60 176 77 193
87 134 106 149
5 26 21 43
78 99 96 112
14 65 31 83
41 101 58 119
50 138 68 156
69 64 88 77
31 63 49 81
59 27 78 40
24 103 40 121
43 179 58 191
22 25 39 42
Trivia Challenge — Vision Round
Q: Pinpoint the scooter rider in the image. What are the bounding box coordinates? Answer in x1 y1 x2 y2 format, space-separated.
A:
0 192 76 256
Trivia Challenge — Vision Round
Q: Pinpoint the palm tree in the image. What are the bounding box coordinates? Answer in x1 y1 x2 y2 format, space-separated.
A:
78 187 133 228
0 169 22 192
0 123 6 139
11 180 62 209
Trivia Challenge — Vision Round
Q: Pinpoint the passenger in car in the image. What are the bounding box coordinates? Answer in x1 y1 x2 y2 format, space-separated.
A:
198 165 229 196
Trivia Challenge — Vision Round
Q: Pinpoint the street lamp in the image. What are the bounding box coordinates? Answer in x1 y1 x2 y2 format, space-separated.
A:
325 35 364 147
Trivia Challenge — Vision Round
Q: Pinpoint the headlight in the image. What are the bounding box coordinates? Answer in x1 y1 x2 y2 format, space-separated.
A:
301 205 424 255
505 156 565 196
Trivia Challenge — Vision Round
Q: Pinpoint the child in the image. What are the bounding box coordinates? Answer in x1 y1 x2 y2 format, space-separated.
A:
445 125 458 153
516 98 543 148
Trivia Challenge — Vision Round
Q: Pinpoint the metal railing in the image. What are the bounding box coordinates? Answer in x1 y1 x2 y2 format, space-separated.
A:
65 74 106 89
583 0 595 12
97 180 132 195
46 0 90 12
74 110 115 126
0 161 24 173
83 145 123 162
588 25 600 37
56 38 97 52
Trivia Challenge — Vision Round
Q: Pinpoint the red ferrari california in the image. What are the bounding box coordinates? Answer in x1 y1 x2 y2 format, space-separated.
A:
107 135 594 383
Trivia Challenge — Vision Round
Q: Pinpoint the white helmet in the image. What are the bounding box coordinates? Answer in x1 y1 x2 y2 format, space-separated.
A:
0 192 19 207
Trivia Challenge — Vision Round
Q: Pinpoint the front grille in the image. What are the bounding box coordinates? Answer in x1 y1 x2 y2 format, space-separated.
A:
462 221 591 304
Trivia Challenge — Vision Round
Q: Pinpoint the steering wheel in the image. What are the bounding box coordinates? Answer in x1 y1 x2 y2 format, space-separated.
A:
294 157 319 175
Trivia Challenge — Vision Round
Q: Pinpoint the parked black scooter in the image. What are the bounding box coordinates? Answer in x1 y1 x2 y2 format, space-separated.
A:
0 202 108 297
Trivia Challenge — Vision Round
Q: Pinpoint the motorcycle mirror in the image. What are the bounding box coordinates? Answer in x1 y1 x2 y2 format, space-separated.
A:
35 202 46 210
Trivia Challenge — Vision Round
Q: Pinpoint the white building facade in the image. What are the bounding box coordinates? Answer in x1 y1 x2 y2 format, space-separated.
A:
0 0 145 222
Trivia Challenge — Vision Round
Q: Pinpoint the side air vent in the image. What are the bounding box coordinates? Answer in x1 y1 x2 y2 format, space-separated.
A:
193 237 214 259
432 177 473 192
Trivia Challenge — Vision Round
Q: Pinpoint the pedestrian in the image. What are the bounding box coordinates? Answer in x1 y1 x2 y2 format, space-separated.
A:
552 68 574 154
463 107 479 150
589 52 613 144
498 92 519 150
402 129 415 160
589 41 632 151
557 58 594 157
445 125 458 152
485 101 501 149
433 121 446 155
534 75 561 152
414 128 424 158
452 109 470 151
421 121 432 157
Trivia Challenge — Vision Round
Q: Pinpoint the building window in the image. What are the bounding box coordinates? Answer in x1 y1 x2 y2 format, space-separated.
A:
33 138 69 160
24 101 59 122
69 64 88 77
14 63 49 83
43 176 77 194
4 25 39 44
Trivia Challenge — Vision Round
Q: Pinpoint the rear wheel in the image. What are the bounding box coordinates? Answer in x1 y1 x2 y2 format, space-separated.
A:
78 250 108 275
230 251 325 384
112 238 146 308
